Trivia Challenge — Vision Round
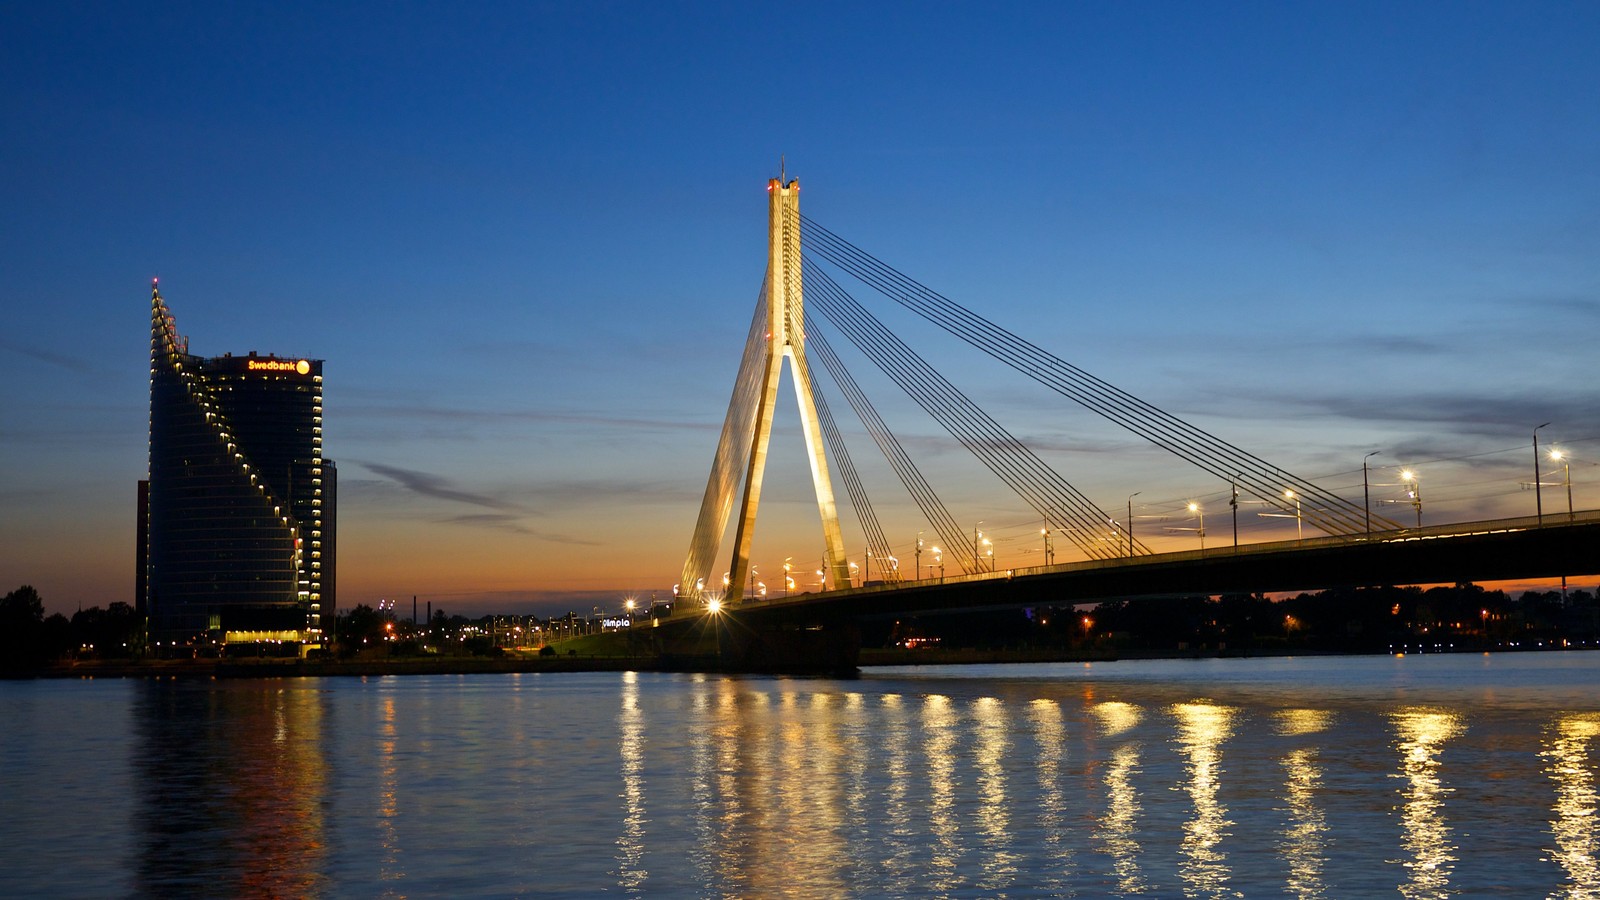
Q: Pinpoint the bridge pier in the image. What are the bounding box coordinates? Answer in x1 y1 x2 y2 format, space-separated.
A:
652 611 861 676
715 617 861 676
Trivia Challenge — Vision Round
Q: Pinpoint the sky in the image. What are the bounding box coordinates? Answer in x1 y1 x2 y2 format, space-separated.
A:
3 2 1599 618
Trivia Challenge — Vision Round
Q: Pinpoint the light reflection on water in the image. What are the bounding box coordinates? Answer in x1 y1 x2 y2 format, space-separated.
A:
1545 713 1600 896
1390 707 1465 899
1028 697 1075 893
1091 699 1147 894
1275 708 1333 900
4 654 1600 897
921 692 963 894
614 671 646 893
1171 701 1238 898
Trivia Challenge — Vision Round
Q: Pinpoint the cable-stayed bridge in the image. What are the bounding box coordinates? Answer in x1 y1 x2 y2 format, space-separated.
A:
651 176 1600 672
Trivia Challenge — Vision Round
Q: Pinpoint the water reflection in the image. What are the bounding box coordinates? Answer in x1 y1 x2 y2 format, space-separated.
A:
1389 707 1465 899
1543 713 1600 895
1029 698 1075 891
614 671 646 893
792 690 848 897
23 655 1600 897
374 692 403 894
922 693 964 893
1171 701 1238 898
1275 709 1334 900
134 682 329 898
973 696 1019 891
879 693 915 881
1091 700 1147 894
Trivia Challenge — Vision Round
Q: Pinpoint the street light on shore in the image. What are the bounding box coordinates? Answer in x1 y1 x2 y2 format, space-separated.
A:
1187 501 1206 550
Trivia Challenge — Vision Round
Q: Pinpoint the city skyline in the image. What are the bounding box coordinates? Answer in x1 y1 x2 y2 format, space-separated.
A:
4 3 1600 617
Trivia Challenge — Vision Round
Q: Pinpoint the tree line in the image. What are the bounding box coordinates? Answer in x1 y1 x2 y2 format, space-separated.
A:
1 586 144 673
874 583 1600 654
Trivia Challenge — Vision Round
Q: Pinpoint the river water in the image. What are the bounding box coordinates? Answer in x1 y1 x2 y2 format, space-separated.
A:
2 653 1599 898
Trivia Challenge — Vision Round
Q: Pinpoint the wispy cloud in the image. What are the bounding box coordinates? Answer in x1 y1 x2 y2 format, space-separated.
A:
0 341 99 375
438 513 598 545
360 461 522 511
342 403 717 433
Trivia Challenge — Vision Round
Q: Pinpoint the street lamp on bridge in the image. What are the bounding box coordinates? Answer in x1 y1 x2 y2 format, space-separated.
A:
1187 501 1206 551
1363 450 1381 536
1126 492 1141 557
1400 470 1422 528
1551 448 1573 522
1284 489 1304 543
1535 422 1551 524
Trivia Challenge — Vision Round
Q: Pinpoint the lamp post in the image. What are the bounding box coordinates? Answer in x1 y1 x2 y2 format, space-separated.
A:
973 523 983 572
932 547 944 582
1126 492 1141 557
1552 448 1573 522
1230 478 1240 550
915 532 923 580
1284 489 1304 542
1041 526 1054 566
1187 501 1206 550
1363 450 1381 536
1535 422 1550 524
1400 470 1422 528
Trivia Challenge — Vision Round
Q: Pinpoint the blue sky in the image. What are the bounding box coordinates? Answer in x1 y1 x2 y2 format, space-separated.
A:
4 2 1598 617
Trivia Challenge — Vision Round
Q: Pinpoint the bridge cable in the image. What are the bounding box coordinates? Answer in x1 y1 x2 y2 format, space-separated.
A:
679 284 773 596
805 319 980 577
799 214 1401 536
807 265 1135 560
803 218 1386 535
794 347 900 582
806 260 1132 560
805 258 1143 559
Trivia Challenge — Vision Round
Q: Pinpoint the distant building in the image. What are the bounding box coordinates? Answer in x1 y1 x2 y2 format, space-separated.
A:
142 280 335 653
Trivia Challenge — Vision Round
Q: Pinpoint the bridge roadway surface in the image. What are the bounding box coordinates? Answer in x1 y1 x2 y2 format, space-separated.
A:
678 510 1600 630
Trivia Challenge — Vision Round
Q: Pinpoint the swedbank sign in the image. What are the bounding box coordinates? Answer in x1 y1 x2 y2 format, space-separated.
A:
246 358 313 376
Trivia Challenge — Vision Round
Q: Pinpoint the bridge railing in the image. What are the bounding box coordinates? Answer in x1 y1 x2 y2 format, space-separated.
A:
742 508 1600 606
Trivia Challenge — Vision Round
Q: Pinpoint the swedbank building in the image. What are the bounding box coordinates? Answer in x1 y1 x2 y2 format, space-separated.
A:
141 279 336 654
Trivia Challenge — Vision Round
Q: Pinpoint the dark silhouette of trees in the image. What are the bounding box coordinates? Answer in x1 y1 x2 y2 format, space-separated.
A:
2 586 76 671
335 604 389 656
69 602 142 658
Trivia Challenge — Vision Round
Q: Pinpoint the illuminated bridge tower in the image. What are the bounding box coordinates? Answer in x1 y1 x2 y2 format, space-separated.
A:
144 280 334 652
682 177 851 603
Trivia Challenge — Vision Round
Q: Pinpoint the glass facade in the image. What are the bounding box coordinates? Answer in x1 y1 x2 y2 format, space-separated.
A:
145 281 335 651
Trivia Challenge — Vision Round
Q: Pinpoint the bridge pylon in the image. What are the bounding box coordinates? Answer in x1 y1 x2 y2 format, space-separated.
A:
680 177 851 603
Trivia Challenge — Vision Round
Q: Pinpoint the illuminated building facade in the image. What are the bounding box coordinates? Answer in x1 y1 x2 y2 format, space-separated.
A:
144 280 335 652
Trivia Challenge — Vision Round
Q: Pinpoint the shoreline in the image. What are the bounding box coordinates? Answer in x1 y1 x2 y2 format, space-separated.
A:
7 643 1546 680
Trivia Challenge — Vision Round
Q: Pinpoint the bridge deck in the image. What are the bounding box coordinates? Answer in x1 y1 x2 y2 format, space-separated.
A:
694 510 1600 625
